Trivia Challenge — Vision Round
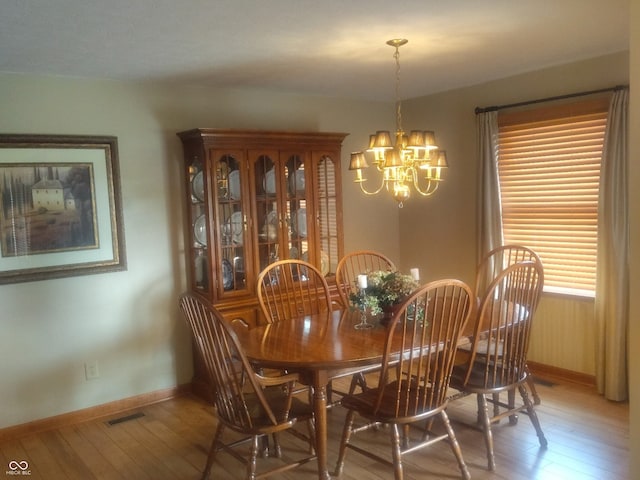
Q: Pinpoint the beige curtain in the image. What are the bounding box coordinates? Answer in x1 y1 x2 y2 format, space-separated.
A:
476 111 503 261
595 88 629 401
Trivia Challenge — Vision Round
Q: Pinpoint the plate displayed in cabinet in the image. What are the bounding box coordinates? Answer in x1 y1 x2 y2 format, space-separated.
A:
320 250 330 276
292 208 307 238
193 214 207 247
301 250 330 276
194 214 207 246
222 259 233 290
192 171 205 202
228 170 241 200
230 211 244 245
263 169 276 194
289 169 305 194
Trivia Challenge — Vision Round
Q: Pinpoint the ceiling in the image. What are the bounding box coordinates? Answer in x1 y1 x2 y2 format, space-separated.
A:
0 0 629 101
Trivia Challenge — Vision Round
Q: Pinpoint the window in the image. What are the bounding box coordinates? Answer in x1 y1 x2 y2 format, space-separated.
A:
497 97 610 297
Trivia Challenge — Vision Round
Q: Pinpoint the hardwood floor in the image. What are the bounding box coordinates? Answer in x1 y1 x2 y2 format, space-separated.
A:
0 379 628 479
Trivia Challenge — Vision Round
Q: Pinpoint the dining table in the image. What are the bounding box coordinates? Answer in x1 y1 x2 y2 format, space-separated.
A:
235 307 388 480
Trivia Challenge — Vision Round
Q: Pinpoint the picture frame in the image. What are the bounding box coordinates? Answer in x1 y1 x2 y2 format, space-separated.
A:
0 134 127 284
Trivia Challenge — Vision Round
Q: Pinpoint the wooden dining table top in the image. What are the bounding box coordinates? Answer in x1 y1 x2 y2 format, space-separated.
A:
235 308 389 372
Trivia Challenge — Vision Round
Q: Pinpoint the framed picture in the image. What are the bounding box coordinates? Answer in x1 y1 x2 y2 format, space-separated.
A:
0 134 127 284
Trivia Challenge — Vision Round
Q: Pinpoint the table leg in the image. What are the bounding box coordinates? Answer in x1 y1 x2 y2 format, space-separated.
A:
312 375 331 480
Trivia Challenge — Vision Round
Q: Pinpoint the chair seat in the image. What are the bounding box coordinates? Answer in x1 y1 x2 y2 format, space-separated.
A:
451 363 526 393
341 380 443 423
241 387 314 429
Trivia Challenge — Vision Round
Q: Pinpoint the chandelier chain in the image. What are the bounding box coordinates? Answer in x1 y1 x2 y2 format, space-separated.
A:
394 46 402 134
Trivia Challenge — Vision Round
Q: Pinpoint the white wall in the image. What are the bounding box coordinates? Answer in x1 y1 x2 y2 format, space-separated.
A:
0 75 399 429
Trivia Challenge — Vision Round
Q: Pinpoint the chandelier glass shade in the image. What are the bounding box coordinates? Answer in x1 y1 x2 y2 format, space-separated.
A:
349 39 447 207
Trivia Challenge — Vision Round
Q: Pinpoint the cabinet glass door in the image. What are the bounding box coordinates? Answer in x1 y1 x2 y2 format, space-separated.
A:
251 150 310 274
188 156 208 293
213 151 249 295
252 152 281 273
283 153 309 266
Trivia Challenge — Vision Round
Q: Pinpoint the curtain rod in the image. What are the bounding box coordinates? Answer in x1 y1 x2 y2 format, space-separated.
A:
474 84 628 114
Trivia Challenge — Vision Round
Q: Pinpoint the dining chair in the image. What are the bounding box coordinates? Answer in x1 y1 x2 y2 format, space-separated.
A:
334 279 473 480
257 259 332 322
472 244 543 405
449 260 547 471
178 292 316 480
257 259 337 401
334 250 397 394
335 250 396 308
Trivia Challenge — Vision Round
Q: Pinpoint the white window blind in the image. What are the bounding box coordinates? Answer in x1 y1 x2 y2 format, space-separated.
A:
497 97 610 296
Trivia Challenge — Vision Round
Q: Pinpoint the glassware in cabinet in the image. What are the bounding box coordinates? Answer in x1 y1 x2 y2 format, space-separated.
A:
214 153 248 295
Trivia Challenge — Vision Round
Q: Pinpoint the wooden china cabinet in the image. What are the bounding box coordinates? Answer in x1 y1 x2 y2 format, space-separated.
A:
177 129 347 396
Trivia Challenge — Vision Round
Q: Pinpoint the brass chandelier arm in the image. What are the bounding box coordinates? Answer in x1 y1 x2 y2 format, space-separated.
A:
356 175 388 195
412 178 441 196
405 167 441 196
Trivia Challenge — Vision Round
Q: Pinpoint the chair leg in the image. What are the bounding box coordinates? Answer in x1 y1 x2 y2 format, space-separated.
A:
259 435 270 458
389 423 404 480
334 410 356 477
508 388 518 425
307 418 316 455
519 384 548 448
492 393 500 419
440 410 471 480
202 423 225 480
270 433 282 457
475 392 483 425
402 424 410 449
349 372 368 394
525 365 541 405
248 435 260 480
422 417 435 441
478 394 496 471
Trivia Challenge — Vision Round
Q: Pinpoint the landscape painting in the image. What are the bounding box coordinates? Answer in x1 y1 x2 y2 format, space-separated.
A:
0 135 126 284
0 163 98 257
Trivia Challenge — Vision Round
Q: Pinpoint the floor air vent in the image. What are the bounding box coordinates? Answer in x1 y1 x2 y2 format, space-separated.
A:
106 412 145 426
533 377 555 387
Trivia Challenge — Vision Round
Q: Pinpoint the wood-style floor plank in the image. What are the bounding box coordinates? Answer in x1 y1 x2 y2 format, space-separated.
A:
0 379 628 480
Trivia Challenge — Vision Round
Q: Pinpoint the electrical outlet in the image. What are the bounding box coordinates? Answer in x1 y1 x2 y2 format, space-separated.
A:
84 361 100 380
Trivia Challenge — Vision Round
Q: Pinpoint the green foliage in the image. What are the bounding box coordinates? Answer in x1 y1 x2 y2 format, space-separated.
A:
349 270 420 316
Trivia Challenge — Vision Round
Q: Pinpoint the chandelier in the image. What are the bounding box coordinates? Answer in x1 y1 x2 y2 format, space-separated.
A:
349 39 448 207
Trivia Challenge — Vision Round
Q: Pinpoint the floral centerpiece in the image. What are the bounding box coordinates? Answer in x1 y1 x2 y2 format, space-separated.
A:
350 270 420 316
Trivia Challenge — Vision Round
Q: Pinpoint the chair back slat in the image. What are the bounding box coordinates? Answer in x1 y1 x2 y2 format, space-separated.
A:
179 293 278 428
475 244 541 298
258 260 332 322
335 250 396 307
465 261 544 388
375 279 473 419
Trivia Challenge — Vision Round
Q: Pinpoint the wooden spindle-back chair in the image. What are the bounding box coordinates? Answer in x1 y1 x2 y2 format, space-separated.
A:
257 259 332 323
335 279 473 480
335 250 396 308
179 292 316 480
450 261 547 471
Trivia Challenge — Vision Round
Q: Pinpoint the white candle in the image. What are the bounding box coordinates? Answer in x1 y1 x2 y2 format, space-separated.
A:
410 268 420 281
357 274 368 289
